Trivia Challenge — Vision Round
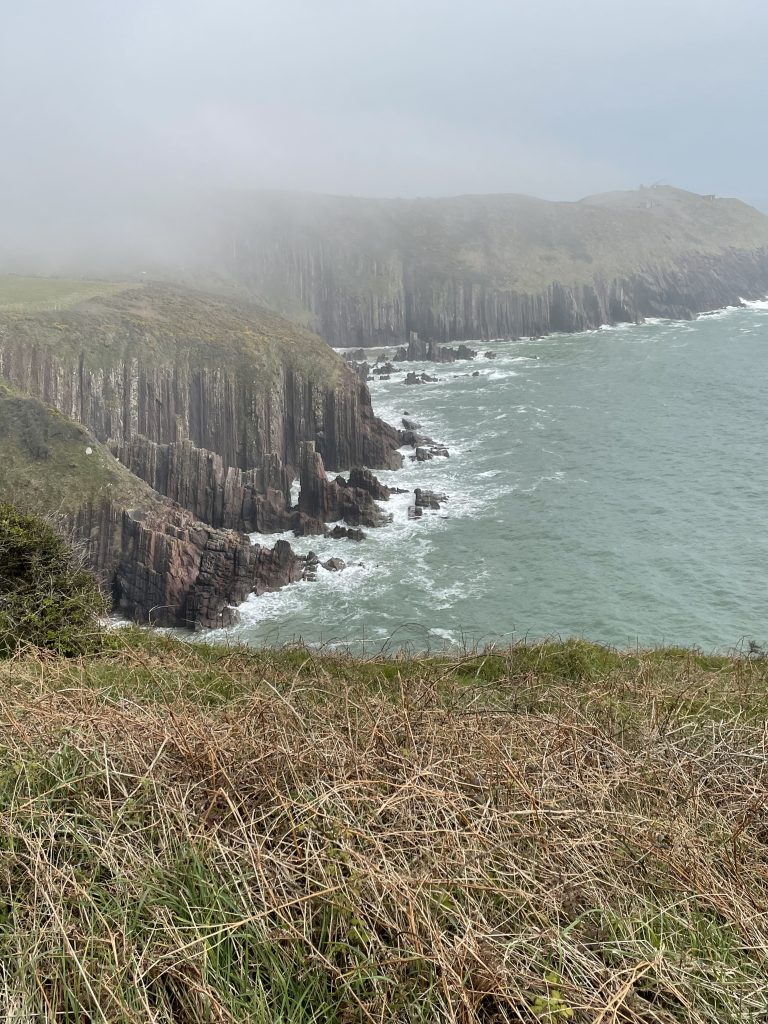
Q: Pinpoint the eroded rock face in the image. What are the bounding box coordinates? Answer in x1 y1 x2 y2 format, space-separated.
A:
0 343 402 475
297 441 392 530
71 501 307 629
112 436 293 534
0 288 405 629
214 190 768 347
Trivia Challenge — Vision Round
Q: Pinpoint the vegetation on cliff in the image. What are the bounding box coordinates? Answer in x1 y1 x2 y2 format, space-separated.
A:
0 633 766 1021
0 276 345 382
0 503 104 655
0 381 157 515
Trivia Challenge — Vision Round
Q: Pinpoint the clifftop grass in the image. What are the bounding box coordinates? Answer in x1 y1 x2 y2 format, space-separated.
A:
0 275 133 313
0 382 157 515
0 279 347 387
1 633 767 1022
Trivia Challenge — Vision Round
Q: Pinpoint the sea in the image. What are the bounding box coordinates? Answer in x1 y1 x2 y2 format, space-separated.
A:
231 300 768 654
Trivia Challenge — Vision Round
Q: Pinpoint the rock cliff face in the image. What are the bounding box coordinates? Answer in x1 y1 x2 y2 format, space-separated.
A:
72 500 306 629
206 187 768 346
0 283 402 472
0 382 310 629
0 277 408 630
296 441 391 533
111 436 293 534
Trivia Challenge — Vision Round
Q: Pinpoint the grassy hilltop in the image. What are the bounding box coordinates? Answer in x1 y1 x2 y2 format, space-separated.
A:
0 275 345 384
0 633 766 1022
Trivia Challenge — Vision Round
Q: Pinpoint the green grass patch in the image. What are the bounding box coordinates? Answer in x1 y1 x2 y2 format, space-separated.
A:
0 275 133 312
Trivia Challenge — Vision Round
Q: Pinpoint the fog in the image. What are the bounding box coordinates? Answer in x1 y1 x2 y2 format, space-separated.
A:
2 0 767 270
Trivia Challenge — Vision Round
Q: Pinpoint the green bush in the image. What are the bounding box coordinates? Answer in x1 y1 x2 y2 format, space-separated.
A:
0 503 105 656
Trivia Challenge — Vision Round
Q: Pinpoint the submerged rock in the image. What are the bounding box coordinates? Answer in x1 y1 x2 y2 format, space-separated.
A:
402 416 422 430
328 525 366 541
404 371 438 385
323 557 346 572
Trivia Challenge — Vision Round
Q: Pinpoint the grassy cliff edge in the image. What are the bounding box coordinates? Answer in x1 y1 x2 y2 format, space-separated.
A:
0 633 765 1021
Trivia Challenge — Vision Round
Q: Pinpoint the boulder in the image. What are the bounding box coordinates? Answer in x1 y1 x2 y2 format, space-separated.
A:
323 557 346 572
414 488 448 511
328 525 366 541
402 416 422 430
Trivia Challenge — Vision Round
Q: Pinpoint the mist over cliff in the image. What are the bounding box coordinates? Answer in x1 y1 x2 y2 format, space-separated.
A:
13 184 767 348
201 185 768 345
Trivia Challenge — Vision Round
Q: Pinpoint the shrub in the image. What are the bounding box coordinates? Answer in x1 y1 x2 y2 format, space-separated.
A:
0 503 105 656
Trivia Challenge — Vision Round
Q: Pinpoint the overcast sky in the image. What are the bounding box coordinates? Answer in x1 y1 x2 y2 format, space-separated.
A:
1 0 766 208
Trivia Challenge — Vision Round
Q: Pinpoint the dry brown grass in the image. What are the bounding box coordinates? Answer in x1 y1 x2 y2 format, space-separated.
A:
0 635 765 1021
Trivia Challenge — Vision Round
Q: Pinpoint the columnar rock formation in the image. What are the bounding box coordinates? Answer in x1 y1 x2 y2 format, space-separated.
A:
296 441 392 534
205 187 768 346
112 436 293 533
0 284 402 472
0 284 405 629
72 500 307 629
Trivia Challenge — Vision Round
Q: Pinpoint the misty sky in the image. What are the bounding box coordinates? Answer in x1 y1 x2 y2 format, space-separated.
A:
2 0 767 207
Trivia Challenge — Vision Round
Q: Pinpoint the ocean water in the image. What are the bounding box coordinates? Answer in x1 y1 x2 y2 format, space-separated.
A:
232 301 768 653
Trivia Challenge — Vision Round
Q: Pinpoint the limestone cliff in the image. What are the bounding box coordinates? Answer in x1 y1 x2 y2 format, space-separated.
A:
204 186 768 345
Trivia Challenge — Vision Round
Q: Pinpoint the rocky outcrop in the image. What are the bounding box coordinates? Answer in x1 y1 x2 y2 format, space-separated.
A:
413 445 449 462
297 441 392 531
72 500 307 629
0 381 315 630
411 488 448 516
404 371 438 385
394 337 477 362
111 436 293 534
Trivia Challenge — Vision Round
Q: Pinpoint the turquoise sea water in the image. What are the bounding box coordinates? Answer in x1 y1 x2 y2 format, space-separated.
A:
233 300 768 652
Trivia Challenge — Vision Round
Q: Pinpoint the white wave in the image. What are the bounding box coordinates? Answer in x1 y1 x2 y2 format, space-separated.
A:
740 297 768 310
696 305 740 320
486 369 520 380
237 559 379 627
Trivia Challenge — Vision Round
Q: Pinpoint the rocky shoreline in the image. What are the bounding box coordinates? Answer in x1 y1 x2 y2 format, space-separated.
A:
0 282 459 631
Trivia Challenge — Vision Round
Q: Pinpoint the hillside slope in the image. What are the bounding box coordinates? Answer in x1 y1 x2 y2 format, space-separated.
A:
203 185 768 345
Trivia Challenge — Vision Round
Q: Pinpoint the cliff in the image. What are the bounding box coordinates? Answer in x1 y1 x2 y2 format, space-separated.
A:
0 280 401 472
201 186 768 345
110 435 293 534
0 376 309 629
